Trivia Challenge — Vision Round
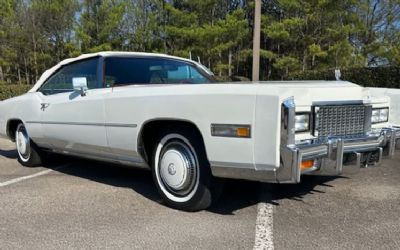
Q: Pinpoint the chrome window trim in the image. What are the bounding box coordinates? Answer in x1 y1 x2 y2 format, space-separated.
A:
38 56 102 95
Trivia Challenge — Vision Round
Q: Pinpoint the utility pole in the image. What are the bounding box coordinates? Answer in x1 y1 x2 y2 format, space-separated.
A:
252 0 261 81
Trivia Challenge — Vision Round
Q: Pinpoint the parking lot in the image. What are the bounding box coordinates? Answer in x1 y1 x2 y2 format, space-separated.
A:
1 137 399 250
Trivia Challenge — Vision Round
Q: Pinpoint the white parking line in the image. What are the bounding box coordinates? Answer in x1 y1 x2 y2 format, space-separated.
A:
254 186 274 250
0 165 68 187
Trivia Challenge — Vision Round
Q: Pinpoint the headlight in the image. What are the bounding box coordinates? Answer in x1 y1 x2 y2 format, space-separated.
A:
372 108 389 124
295 113 310 132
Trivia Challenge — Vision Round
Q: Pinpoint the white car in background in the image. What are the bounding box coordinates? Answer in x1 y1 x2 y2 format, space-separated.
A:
0 52 399 211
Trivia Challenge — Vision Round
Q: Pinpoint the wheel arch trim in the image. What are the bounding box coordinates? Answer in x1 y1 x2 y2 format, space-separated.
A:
137 118 210 164
6 118 24 141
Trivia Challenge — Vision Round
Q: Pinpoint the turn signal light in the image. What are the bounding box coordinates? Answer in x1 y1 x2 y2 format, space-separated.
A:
301 160 314 170
211 124 251 138
236 127 250 138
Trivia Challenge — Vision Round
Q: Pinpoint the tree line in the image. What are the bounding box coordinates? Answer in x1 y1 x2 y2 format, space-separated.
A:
0 0 399 85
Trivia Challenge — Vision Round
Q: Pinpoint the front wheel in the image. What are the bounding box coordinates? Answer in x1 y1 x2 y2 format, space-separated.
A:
15 123 43 167
152 129 220 211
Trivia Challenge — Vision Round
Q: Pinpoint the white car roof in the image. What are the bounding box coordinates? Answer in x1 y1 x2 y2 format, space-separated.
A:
29 51 211 92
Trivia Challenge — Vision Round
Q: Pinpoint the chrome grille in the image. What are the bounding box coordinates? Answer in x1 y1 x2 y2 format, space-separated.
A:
315 105 369 137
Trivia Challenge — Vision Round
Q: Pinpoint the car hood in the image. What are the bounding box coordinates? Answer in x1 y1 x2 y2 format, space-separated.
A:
108 80 388 108
254 81 385 107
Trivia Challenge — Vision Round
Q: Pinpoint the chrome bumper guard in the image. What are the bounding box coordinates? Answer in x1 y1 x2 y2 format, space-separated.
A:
277 97 400 184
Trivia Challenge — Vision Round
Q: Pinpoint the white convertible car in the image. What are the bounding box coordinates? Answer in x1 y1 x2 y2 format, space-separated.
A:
0 52 399 211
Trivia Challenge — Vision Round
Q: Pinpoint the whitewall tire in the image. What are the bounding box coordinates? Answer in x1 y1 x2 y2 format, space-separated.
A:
152 128 220 211
15 123 43 167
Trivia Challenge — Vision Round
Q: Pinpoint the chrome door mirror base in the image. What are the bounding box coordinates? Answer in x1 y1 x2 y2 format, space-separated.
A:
72 77 88 96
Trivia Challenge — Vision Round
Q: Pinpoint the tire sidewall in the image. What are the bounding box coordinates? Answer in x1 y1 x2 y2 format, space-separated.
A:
16 123 31 163
151 129 212 211
15 123 42 167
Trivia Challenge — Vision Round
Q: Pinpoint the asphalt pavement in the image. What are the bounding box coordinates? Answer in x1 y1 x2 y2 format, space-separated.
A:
1 138 399 250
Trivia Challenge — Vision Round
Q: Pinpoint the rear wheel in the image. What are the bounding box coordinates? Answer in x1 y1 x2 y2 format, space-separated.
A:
152 129 220 211
15 123 43 167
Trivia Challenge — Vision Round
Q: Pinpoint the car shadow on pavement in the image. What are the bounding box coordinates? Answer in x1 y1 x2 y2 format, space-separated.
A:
0 148 18 159
47 157 346 214
208 179 262 215
52 157 162 202
0 148 346 214
209 175 346 214
39 155 264 214
265 175 348 206
53 157 264 214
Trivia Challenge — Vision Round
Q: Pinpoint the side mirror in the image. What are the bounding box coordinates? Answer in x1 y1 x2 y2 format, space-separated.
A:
72 77 88 96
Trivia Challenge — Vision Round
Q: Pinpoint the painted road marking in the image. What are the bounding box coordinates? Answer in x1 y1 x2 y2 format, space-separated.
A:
254 186 274 250
0 165 68 187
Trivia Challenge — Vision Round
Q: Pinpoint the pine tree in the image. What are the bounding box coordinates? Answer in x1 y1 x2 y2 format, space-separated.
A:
77 0 126 52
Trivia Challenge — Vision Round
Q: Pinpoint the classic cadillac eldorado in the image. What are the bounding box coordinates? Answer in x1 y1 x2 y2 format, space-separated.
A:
0 52 399 211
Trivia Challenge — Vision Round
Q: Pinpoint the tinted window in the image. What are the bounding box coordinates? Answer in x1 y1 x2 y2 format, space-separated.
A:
104 57 211 86
40 58 99 95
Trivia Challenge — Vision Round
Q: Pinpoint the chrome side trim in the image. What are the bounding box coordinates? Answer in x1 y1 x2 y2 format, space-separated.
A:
211 164 276 182
210 161 256 169
26 121 137 128
105 123 138 128
48 147 149 169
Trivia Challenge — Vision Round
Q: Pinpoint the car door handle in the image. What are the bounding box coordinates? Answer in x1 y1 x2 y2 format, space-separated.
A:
40 103 50 111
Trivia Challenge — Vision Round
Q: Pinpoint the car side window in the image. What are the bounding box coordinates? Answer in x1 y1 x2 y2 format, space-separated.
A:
39 58 99 95
104 57 211 87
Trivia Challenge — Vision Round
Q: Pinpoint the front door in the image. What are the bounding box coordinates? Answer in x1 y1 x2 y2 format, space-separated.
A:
37 57 110 157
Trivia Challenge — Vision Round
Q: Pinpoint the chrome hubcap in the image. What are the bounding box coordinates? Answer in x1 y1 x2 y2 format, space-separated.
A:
159 141 197 197
16 125 31 161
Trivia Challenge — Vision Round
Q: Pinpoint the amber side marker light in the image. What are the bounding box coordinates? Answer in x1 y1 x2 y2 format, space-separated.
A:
211 124 251 138
301 160 314 171
236 127 250 138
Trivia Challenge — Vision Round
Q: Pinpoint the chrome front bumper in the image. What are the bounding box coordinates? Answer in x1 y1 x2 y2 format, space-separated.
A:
277 127 400 183
211 98 399 184
277 97 400 183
